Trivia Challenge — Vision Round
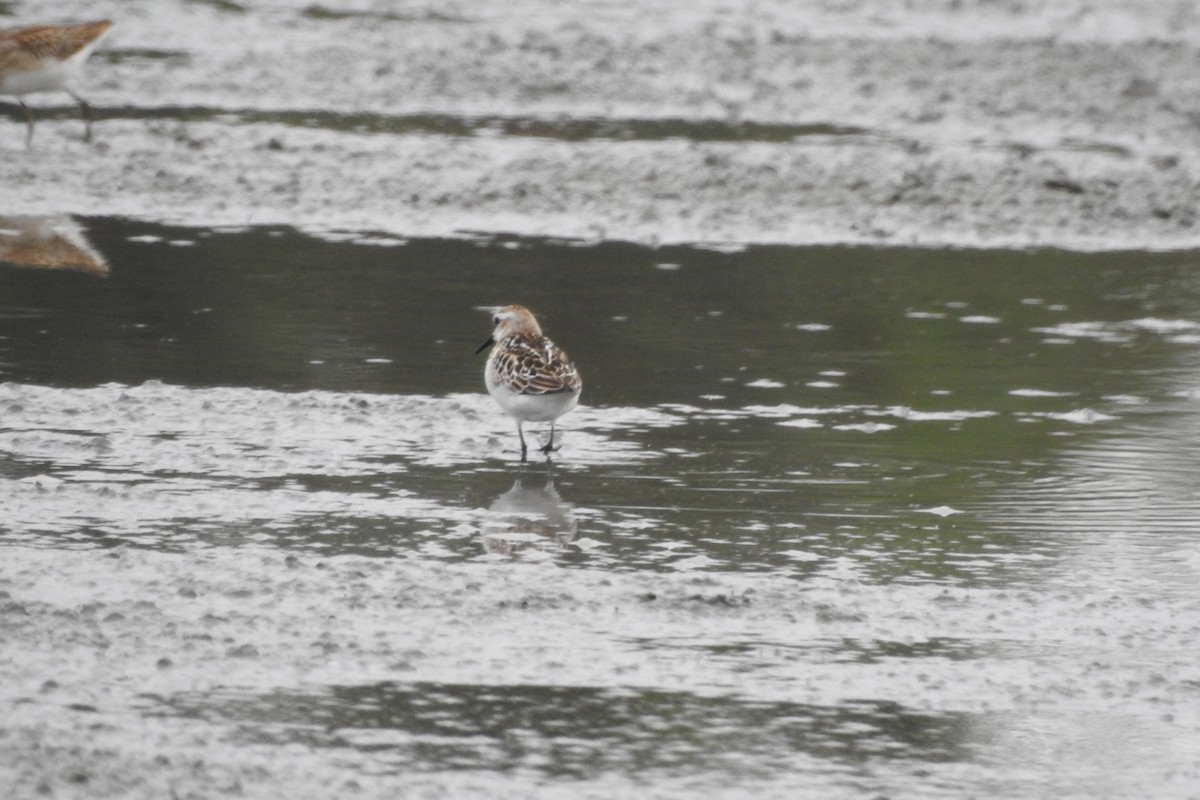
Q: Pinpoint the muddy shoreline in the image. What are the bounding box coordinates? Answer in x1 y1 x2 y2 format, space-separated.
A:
5 3 1200 799
4 0 1200 249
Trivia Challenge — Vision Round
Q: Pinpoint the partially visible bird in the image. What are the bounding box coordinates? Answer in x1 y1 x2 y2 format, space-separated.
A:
0 20 114 146
476 305 582 461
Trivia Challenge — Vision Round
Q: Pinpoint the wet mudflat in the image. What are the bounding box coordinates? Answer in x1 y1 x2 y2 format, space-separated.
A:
5 0 1200 248
4 0 1200 798
3 222 1200 799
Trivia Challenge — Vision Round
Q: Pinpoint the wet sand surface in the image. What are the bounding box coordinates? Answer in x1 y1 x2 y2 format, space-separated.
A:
4 2 1200 800
3 0 1200 248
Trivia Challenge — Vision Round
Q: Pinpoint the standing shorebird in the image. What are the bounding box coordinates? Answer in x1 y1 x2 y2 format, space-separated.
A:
476 305 583 461
0 20 114 146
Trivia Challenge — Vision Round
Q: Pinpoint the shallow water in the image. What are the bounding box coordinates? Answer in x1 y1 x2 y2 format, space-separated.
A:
2 217 1200 798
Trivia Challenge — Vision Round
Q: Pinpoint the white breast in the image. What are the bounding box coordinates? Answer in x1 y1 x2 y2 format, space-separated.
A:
485 372 579 422
0 59 75 96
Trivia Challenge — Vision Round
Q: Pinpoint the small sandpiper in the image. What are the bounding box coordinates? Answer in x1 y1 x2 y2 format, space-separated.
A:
0 20 114 146
476 305 583 461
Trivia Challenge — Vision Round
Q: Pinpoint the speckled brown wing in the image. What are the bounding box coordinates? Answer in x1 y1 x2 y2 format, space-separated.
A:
0 29 37 75
495 334 582 396
0 21 113 67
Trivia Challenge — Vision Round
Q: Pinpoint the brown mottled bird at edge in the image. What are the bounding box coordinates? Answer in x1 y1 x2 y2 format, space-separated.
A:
0 20 114 147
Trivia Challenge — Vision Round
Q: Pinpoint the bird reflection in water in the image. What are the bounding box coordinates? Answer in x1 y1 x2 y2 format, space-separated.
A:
0 215 108 276
480 474 577 556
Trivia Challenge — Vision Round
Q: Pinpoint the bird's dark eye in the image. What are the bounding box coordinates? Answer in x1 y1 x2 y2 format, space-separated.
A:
493 316 500 324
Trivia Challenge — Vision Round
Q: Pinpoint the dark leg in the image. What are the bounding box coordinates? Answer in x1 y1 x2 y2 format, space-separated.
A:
540 422 557 455
517 422 528 462
20 100 35 148
68 91 93 143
